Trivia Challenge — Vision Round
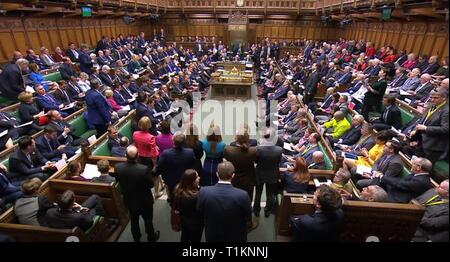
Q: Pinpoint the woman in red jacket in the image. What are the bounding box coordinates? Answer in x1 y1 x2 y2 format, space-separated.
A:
133 116 160 177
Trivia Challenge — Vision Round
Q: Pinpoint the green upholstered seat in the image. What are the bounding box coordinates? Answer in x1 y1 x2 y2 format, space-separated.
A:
68 114 96 139
318 142 334 170
1 158 9 169
92 140 110 157
44 72 62 82
433 160 449 181
118 120 133 142
399 107 415 129
0 96 14 106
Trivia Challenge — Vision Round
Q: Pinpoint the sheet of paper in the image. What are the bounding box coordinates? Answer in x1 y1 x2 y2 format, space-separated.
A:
61 102 75 111
81 163 101 179
25 85 36 93
356 165 372 175
0 130 7 138
399 90 411 96
122 105 131 111
54 159 67 171
16 121 33 128
283 142 295 152
87 135 97 145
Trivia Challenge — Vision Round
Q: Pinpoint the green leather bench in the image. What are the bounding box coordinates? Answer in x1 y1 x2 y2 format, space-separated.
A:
398 107 415 129
433 160 449 182
92 120 133 157
43 72 62 82
318 142 334 170
0 96 14 107
68 114 96 139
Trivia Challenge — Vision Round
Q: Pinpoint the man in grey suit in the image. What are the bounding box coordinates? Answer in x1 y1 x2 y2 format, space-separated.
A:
356 140 404 190
412 88 449 163
413 179 449 242
254 129 283 217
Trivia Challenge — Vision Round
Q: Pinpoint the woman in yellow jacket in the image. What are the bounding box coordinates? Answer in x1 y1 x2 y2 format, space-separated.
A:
343 131 391 170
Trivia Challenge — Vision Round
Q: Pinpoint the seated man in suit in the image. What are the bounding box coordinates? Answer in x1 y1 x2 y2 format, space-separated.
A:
111 136 129 157
359 185 388 202
45 190 106 231
289 185 344 242
413 179 449 242
371 94 402 131
344 73 365 95
99 65 115 88
388 67 408 89
355 140 404 190
91 160 116 184
7 136 54 182
335 114 364 147
398 68 421 92
376 157 432 203
36 126 76 162
332 66 353 87
0 168 23 207
107 125 124 150
0 110 39 141
47 110 84 147
34 84 67 117
25 48 47 70
405 73 435 104
308 151 327 170
197 161 252 242
59 57 78 80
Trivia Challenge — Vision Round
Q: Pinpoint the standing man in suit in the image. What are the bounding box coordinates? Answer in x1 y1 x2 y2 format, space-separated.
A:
413 179 449 242
157 132 195 205
197 161 252 242
0 59 29 100
371 94 402 131
115 146 160 242
412 88 449 163
79 44 93 74
7 136 54 182
303 63 320 105
254 128 283 218
85 80 114 136
289 185 344 242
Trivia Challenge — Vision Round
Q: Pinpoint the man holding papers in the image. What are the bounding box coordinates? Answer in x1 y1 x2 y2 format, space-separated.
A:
36 126 76 162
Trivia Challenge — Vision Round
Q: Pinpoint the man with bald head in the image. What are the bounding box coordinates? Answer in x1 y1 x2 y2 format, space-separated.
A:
399 68 421 92
422 55 440 75
322 111 351 140
115 145 160 242
407 73 434 102
309 151 326 170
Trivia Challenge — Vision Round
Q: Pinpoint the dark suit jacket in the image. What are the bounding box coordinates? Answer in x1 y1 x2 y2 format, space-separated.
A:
289 209 344 242
419 103 449 156
224 145 257 191
47 121 76 145
340 124 362 146
79 51 93 74
45 207 95 231
66 49 80 62
304 71 320 95
379 105 402 130
59 63 78 80
381 173 432 203
115 161 154 211
0 64 24 100
373 153 403 178
197 183 252 242
35 94 60 112
414 188 449 242
255 143 282 184
7 149 47 180
111 147 126 157
99 72 114 87
35 136 63 161
157 147 195 189
19 102 40 123
414 82 434 101
52 88 74 105
85 89 112 126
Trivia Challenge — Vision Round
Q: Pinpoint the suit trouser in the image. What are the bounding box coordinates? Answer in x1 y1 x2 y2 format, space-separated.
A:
253 182 277 213
129 204 156 241
82 194 106 218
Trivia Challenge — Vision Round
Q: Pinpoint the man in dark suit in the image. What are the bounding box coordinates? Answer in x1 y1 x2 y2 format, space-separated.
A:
0 110 33 140
371 94 402 131
421 56 440 75
47 110 83 147
412 88 449 163
34 84 63 114
335 114 364 146
197 161 252 242
115 146 160 242
79 44 93 74
85 80 113 136
389 67 408 89
157 133 195 205
355 140 405 190
378 157 432 203
134 92 158 135
303 63 320 104
111 137 128 157
59 57 78 80
66 43 80 63
254 129 283 218
413 179 449 242
7 136 54 182
99 65 115 87
289 185 344 242
36 126 76 162
407 73 434 103
45 190 106 231
67 76 85 101
0 59 28 100
107 125 123 150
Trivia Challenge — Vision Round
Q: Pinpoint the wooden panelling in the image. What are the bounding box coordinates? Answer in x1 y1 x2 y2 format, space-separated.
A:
0 17 140 64
341 22 448 58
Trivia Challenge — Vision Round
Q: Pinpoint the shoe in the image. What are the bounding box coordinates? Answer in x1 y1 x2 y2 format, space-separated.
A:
148 230 160 242
253 210 260 217
264 210 271 218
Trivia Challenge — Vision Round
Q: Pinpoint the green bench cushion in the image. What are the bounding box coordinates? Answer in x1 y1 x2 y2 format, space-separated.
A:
92 140 110 157
399 108 415 129
1 158 9 169
119 120 133 142
433 160 449 180
68 115 96 139
44 72 62 82
0 96 14 106
318 142 333 170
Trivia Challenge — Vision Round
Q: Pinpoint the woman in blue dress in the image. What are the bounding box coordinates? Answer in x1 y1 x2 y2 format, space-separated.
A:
201 125 226 186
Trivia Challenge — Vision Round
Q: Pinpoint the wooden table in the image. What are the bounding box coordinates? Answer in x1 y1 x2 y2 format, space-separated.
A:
210 80 253 99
